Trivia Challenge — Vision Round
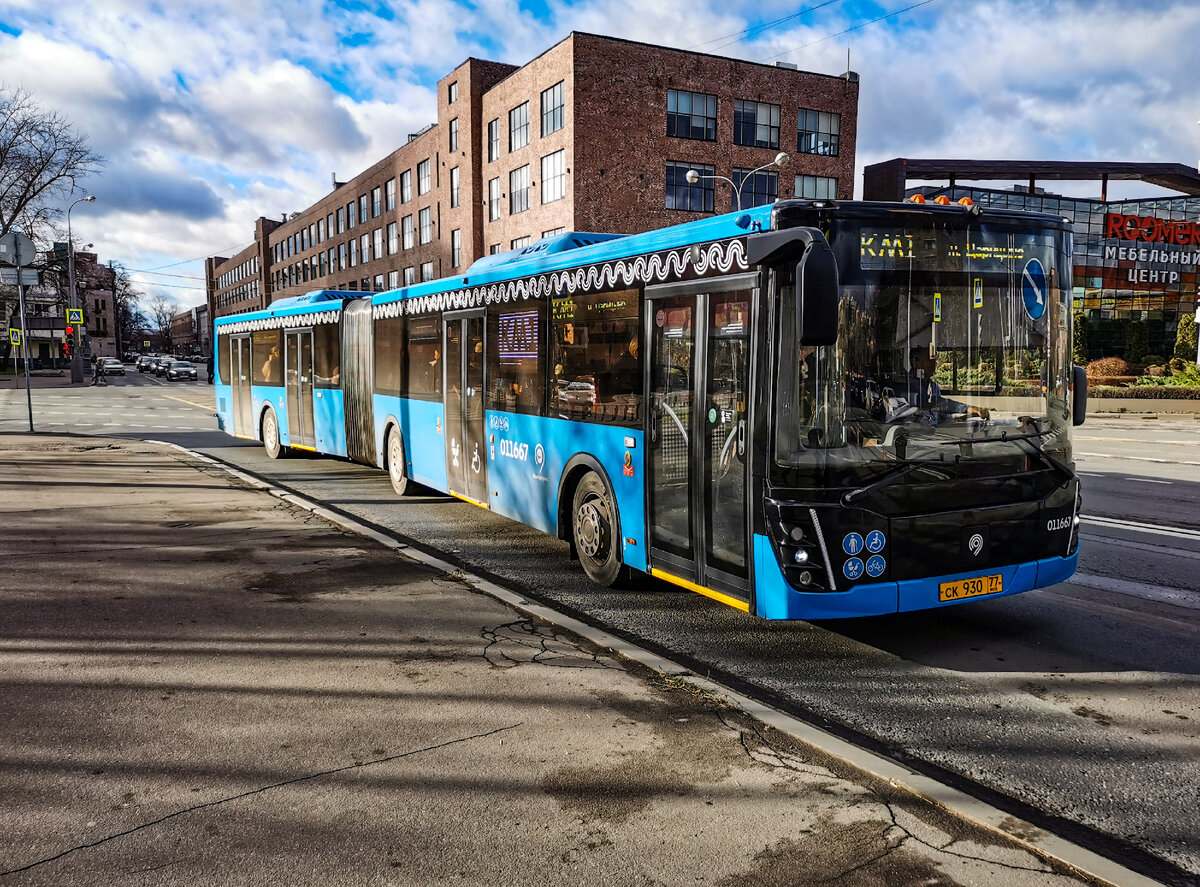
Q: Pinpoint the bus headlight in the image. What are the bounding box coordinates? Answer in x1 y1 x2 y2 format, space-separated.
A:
794 549 810 564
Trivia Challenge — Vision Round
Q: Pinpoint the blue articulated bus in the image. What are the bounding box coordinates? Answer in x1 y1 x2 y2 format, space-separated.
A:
214 198 1086 619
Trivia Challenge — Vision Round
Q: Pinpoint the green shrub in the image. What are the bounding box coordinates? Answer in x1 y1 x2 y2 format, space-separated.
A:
1072 311 1089 365
1091 385 1200 400
1124 320 1149 366
1141 354 1167 367
1173 314 1198 361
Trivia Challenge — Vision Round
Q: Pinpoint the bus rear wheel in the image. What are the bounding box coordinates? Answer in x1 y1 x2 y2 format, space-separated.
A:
572 471 628 587
262 408 285 460
387 426 411 496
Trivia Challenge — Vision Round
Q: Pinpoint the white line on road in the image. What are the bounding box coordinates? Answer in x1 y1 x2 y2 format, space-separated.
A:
1080 532 1200 561
1082 515 1200 542
1124 477 1172 484
1077 450 1200 467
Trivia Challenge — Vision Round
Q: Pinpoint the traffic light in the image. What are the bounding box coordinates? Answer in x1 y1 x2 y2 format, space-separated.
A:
65 325 73 336
62 337 70 357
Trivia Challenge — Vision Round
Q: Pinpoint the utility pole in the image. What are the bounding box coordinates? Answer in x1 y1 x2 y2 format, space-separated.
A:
67 195 97 383
0 231 39 431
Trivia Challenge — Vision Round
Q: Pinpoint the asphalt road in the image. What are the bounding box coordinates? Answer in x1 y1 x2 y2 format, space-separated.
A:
3 380 1198 884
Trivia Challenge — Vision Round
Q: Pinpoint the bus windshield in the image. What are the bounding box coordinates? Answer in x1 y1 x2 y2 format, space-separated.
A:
773 215 1074 490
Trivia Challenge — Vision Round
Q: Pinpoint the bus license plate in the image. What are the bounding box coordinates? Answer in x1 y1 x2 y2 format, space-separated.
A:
939 573 1002 602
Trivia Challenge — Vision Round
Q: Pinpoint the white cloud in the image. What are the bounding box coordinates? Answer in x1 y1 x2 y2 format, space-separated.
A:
1 0 1197 312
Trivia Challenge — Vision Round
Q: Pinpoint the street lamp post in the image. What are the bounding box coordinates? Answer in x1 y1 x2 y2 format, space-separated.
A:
686 152 790 212
66 194 97 383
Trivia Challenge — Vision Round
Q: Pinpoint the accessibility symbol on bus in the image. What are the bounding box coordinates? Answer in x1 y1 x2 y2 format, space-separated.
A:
865 555 886 578
1022 258 1047 320
865 530 886 553
842 533 864 556
843 558 865 581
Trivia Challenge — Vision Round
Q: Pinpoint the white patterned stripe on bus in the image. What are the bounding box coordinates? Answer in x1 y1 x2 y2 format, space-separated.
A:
374 240 748 321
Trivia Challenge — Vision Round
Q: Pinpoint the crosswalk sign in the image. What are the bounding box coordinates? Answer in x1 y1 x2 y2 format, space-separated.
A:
67 308 83 324
8 328 19 346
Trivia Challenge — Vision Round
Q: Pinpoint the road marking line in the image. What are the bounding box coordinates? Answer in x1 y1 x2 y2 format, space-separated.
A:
1077 451 1200 467
160 393 214 411
1080 533 1200 561
1082 515 1200 541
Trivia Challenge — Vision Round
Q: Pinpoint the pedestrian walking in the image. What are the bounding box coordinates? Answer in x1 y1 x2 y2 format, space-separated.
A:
206 354 214 384
89 357 107 386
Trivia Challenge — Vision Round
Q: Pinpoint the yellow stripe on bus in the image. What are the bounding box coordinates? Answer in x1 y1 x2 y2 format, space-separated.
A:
650 568 750 612
450 491 490 510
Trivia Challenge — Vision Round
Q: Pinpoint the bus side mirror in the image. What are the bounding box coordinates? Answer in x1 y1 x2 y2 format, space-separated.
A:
1072 365 1087 426
747 226 839 346
794 230 839 346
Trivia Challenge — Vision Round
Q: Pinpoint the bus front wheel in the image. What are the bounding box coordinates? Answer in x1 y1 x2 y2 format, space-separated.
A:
262 408 285 460
387 426 411 496
572 471 628 587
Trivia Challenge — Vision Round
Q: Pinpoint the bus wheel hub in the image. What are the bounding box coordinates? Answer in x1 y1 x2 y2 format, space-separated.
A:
578 503 604 557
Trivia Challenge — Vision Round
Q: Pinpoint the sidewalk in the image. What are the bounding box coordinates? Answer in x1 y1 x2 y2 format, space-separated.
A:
0 433 1111 887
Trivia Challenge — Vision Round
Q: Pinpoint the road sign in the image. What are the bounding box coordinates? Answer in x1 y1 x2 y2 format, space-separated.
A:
1022 259 1047 320
143 340 151 348
67 308 83 325
0 268 39 285
9 328 20 346
0 231 37 266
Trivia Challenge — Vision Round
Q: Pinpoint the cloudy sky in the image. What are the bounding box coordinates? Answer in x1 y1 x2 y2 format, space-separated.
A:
1 0 1197 310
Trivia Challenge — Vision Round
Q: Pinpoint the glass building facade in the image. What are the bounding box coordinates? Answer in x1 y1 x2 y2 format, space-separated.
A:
917 186 1200 360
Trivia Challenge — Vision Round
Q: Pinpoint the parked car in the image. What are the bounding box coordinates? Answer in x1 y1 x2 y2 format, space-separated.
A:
166 360 198 381
101 358 126 377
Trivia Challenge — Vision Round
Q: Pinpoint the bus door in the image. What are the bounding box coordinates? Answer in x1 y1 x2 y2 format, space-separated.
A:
231 335 253 437
646 274 756 602
443 309 488 506
284 329 315 449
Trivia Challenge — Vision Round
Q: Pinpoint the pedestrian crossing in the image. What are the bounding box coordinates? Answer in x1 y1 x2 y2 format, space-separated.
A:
0 384 219 434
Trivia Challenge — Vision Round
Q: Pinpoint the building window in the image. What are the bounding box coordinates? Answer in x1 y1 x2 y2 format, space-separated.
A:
404 267 415 285
732 168 778 208
542 227 565 238
337 207 345 233
487 118 500 162
373 227 383 262
317 218 325 243
450 167 460 208
510 165 530 214
420 261 434 282
451 229 461 268
541 149 565 204
387 221 398 255
666 161 713 212
360 232 370 264
417 159 431 195
371 187 381 217
795 174 838 199
449 117 459 152
733 100 780 149
488 177 501 221
388 269 399 288
402 215 414 250
328 246 336 273
419 207 433 244
667 89 717 141
373 274 384 291
797 108 840 156
541 80 564 136
401 169 412 203
385 178 396 211
448 81 458 103
489 244 501 255
347 201 356 229
338 242 346 271
509 102 529 152
349 239 358 267
360 193 369 222
511 236 531 249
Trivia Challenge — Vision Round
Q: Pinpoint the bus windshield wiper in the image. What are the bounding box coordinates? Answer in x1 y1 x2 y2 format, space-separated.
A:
841 457 949 506
938 426 1073 486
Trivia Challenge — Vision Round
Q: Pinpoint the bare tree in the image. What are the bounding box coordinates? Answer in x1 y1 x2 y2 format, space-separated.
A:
0 85 104 237
110 263 147 352
148 294 174 347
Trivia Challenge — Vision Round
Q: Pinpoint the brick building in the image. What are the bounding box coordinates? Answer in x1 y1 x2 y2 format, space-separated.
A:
207 32 859 321
75 252 117 359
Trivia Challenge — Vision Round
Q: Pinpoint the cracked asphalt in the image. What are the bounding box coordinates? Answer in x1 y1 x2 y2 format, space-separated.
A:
0 434 1116 886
